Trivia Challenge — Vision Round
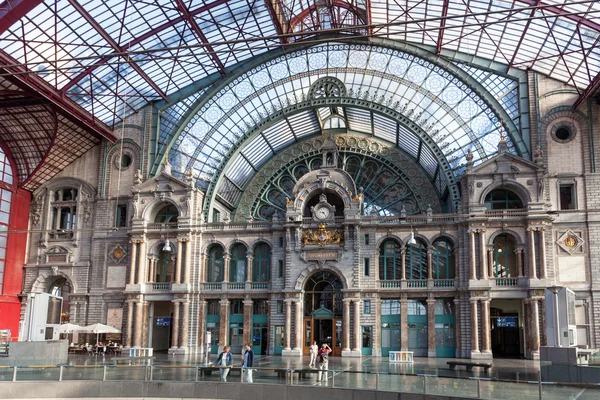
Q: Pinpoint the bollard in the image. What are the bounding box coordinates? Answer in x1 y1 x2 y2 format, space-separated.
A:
375 372 379 391
59 365 63 382
477 378 481 398
102 365 107 381
331 371 334 387
538 370 542 400
241 367 244 383
12 366 17 382
424 375 427 394
195 367 199 382
149 365 153 381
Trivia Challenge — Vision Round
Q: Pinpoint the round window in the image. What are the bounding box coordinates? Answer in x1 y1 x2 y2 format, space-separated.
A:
120 154 132 168
555 126 571 141
551 121 576 143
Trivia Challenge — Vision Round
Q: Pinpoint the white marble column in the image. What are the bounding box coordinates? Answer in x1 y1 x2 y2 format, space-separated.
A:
469 230 477 280
401 249 406 280
137 239 147 284
223 254 231 283
175 239 183 283
343 299 351 351
427 249 433 280
171 302 180 349
294 299 303 350
539 230 547 279
246 255 254 283
479 230 487 280
126 301 134 347
353 299 361 352
184 238 192 284
180 301 189 350
528 228 537 279
129 240 138 285
284 300 292 350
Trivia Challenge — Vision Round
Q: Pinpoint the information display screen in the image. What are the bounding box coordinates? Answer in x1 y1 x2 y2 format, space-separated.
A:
156 317 171 326
496 317 517 328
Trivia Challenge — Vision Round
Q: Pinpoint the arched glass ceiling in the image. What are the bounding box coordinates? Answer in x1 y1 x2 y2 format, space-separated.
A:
1 0 599 127
168 42 523 192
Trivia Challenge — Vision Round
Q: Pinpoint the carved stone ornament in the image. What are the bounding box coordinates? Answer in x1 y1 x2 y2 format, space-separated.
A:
556 230 584 255
82 194 92 225
30 195 43 226
302 224 343 246
134 169 143 186
109 245 127 264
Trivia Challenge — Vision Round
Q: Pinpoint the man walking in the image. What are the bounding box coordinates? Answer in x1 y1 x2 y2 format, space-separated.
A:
214 345 233 382
317 343 331 382
242 343 255 383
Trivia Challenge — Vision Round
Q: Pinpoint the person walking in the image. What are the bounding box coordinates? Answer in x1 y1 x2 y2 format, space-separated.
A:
242 343 255 383
214 345 233 382
309 340 318 368
317 343 331 382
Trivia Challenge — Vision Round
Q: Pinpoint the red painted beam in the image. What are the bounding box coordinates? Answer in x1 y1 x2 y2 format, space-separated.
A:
0 0 45 35
174 0 225 74
264 0 287 43
67 0 169 102
574 70 600 109
61 0 232 94
289 0 366 28
435 0 449 54
517 0 600 33
0 49 117 142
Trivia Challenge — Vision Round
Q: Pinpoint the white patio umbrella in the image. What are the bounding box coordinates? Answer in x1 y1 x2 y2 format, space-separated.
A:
81 323 121 345
59 323 83 333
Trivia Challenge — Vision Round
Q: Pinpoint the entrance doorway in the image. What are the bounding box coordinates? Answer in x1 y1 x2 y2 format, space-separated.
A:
490 299 523 358
303 271 344 356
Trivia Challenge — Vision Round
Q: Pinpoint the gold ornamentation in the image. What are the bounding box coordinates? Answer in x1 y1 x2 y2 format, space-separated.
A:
353 193 363 201
302 224 343 246
113 247 124 260
475 291 484 297
285 197 294 205
564 236 577 248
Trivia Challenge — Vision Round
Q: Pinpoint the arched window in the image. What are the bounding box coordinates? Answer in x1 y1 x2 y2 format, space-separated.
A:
407 239 427 280
154 204 179 223
432 239 455 279
379 240 402 280
484 189 523 210
253 243 271 282
156 250 174 282
50 188 78 239
48 277 71 321
493 235 517 278
0 147 13 294
207 245 224 282
304 271 343 317
229 244 247 282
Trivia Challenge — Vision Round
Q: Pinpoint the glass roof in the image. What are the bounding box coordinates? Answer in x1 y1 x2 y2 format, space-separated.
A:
1 0 598 128
167 42 522 205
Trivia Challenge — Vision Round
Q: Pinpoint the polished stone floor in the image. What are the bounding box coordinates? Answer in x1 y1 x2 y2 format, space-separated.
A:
3 353 598 400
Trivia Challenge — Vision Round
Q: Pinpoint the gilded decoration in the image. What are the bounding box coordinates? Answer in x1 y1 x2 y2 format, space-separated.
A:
302 224 343 246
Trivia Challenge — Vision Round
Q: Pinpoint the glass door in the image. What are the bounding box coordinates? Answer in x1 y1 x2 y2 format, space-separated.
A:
303 318 313 355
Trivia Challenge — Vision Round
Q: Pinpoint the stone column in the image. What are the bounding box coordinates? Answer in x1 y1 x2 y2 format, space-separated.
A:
454 298 461 357
469 230 476 280
129 240 138 285
516 248 524 277
401 249 406 280
246 255 254 283
180 301 190 350
373 298 381 356
294 299 303 350
539 230 547 279
343 299 351 351
470 299 479 355
427 298 436 358
219 299 229 347
529 299 540 358
454 249 459 282
175 239 183 283
184 237 192 284
147 259 154 282
400 299 408 350
198 301 207 350
479 230 487 280
142 302 149 347
284 300 292 350
427 249 433 280
134 301 144 347
223 254 231 283
137 239 147 284
243 299 253 345
171 302 180 349
481 300 491 354
487 249 494 278
528 228 537 279
201 254 208 282
353 299 361 352
126 301 134 347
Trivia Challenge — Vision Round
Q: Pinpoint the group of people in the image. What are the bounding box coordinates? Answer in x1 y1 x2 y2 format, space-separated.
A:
213 341 332 383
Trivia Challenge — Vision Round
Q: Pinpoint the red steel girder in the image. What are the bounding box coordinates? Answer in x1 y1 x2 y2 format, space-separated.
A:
574 70 600 109
174 0 225 74
517 0 600 33
61 0 232 95
0 49 117 142
435 0 449 54
264 0 289 43
0 0 45 35
66 0 169 102
289 0 366 29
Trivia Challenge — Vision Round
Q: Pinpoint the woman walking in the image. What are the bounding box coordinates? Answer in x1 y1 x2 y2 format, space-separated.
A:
309 340 318 368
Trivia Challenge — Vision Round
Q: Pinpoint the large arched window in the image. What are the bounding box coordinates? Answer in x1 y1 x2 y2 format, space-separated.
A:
229 243 247 282
253 243 271 282
50 188 78 239
154 204 179 223
493 235 517 277
156 250 174 283
207 245 224 282
432 239 455 279
304 271 343 317
407 239 428 280
484 189 523 210
48 277 71 322
379 239 402 280
0 147 13 294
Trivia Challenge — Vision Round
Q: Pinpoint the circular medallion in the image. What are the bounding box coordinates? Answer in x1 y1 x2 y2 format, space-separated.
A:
113 248 124 260
564 236 577 248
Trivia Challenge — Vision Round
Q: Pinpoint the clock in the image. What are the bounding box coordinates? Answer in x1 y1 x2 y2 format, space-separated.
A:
315 206 331 220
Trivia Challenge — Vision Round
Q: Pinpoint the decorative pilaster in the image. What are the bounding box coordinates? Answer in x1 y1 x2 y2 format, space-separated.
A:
343 299 351 351
470 299 479 355
353 299 361 352
175 239 183 283
469 230 476 280
284 300 292 350
528 228 537 279
427 298 436 358
453 249 459 283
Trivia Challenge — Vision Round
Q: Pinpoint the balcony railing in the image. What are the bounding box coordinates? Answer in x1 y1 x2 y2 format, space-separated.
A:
433 279 455 288
151 283 171 291
484 209 528 219
227 282 245 290
379 280 402 288
495 277 519 287
49 230 74 240
203 283 222 290
406 280 427 288
146 222 178 230
251 282 269 289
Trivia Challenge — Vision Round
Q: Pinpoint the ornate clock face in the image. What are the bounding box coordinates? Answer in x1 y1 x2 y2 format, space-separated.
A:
315 206 331 220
